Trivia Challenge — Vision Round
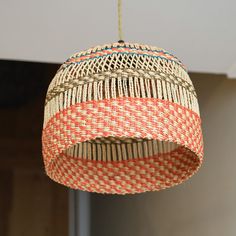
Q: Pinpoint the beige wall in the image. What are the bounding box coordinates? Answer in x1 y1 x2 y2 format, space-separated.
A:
90 74 236 236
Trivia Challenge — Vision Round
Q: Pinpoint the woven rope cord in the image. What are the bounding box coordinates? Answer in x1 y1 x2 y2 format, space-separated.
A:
118 0 123 41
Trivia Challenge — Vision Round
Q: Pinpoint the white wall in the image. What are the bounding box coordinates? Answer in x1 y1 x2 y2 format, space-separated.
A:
0 0 236 77
90 75 236 236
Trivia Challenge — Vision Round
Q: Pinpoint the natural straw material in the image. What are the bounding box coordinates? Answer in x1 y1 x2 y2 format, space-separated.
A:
42 42 203 194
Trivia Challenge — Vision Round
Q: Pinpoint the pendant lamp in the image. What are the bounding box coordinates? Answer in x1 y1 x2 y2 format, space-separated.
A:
42 0 203 194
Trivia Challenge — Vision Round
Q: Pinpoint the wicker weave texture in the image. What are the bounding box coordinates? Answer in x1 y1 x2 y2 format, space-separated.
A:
42 42 203 194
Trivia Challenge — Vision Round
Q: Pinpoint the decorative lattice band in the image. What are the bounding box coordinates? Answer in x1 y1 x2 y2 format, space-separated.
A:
61 43 186 71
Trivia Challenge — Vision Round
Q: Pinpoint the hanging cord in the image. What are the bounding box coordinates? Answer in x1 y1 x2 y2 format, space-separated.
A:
118 0 124 43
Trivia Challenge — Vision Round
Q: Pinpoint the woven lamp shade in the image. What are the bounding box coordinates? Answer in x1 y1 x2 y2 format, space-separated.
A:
42 42 203 194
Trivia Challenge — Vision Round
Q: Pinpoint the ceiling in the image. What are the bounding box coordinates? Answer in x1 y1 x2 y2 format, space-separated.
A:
0 0 235 78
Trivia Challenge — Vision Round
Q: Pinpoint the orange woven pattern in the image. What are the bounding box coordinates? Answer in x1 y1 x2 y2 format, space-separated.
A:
48 147 198 194
42 97 203 194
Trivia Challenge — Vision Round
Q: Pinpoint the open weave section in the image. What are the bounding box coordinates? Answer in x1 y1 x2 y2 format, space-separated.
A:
44 43 198 128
